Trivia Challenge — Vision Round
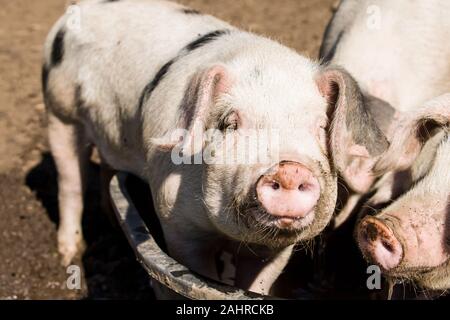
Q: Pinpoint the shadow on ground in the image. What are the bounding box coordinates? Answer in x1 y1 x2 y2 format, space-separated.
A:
25 152 155 299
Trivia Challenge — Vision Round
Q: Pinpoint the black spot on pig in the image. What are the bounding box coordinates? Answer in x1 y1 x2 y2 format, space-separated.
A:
181 8 201 15
186 30 230 52
51 28 65 67
103 0 120 3
320 31 343 62
41 65 49 94
138 30 230 109
138 59 175 109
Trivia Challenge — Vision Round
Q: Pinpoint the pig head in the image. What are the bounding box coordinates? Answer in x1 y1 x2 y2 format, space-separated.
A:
356 94 450 290
151 63 389 252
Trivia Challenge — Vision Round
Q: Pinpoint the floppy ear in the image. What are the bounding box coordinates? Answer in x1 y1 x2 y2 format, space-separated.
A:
363 94 398 139
316 66 390 193
151 65 232 156
373 93 450 175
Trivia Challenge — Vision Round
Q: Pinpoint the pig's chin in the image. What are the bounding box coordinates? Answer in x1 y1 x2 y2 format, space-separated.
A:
236 206 318 247
226 187 335 247
248 207 315 231
383 258 450 289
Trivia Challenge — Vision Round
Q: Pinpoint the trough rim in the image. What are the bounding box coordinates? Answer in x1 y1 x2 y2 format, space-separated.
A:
109 172 275 300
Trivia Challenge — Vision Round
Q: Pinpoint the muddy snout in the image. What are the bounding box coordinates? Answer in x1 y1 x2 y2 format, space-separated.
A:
357 217 404 271
256 161 320 229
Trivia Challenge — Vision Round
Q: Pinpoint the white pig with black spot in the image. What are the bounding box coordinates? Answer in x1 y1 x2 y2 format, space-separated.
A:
43 0 389 295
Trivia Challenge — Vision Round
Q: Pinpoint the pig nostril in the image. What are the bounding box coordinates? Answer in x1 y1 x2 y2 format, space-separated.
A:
362 229 370 243
272 182 280 190
366 223 379 242
298 184 306 191
382 240 394 253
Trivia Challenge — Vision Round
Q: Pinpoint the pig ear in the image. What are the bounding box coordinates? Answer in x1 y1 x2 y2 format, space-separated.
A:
373 94 450 175
316 66 390 193
151 65 232 156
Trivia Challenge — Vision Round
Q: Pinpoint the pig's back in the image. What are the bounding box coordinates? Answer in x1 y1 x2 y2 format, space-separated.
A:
42 0 236 173
325 0 450 112
43 0 233 115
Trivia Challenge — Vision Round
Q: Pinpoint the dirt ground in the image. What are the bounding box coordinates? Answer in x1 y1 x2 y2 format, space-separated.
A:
0 0 337 299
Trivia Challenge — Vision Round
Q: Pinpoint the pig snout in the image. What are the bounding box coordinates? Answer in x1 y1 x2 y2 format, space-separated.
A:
357 217 403 271
256 161 320 227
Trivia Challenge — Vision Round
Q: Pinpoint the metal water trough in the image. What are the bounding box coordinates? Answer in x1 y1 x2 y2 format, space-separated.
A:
109 172 270 300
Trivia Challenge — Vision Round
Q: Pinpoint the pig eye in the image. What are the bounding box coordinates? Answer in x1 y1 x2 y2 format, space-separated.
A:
218 110 240 131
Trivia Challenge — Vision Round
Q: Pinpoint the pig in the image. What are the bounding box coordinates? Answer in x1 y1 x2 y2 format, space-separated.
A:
319 0 450 292
320 0 450 227
43 0 389 295
321 0 450 112
357 94 450 290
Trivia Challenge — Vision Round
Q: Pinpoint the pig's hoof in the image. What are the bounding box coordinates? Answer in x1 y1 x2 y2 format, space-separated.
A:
57 230 85 267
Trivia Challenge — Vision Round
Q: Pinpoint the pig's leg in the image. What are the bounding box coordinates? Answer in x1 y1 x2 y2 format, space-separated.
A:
235 245 293 295
99 158 117 227
165 232 220 281
165 226 292 294
48 113 91 266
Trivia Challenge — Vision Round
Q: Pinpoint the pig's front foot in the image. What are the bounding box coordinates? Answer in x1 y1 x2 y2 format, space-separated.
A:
57 227 85 267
